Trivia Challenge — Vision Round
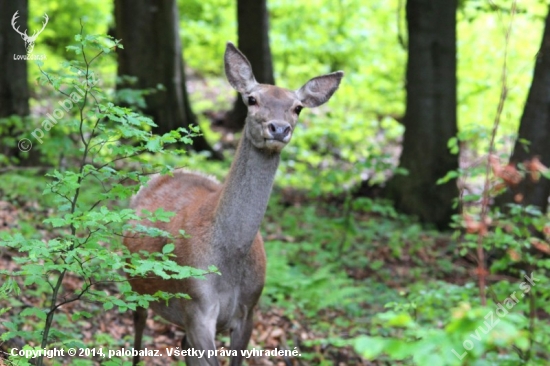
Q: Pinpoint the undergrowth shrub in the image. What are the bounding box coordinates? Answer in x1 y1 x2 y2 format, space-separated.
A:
0 31 217 366
354 131 550 365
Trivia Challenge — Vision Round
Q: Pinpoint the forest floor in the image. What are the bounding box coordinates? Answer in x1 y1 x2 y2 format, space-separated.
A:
0 184 479 366
1 78 545 364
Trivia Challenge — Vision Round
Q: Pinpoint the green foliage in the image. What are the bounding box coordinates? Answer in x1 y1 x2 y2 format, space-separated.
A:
355 302 531 365
264 240 360 317
29 0 112 57
262 198 361 318
27 0 116 95
21 0 547 198
178 0 235 75
178 0 546 196
364 123 550 364
0 32 216 365
354 278 549 365
3 1 550 364
260 195 452 361
177 0 547 199
457 0 547 151
278 116 403 197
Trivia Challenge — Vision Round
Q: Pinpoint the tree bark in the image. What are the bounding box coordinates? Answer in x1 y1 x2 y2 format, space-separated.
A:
0 0 40 165
0 0 29 119
223 0 274 131
497 6 550 213
114 0 221 159
384 0 458 229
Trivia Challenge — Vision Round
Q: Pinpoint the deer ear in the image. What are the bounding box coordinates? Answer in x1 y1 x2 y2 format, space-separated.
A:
296 71 344 108
224 42 258 94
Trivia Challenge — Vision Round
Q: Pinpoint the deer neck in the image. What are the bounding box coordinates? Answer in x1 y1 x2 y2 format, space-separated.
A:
212 131 280 252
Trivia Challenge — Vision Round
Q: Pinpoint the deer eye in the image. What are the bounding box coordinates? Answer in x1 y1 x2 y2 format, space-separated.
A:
294 106 303 116
248 96 257 106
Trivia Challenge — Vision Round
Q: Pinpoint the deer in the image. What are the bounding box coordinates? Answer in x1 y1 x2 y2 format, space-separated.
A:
11 11 49 54
124 42 343 366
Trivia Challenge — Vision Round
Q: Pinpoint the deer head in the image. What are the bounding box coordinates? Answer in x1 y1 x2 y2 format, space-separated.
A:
11 11 49 54
224 42 343 153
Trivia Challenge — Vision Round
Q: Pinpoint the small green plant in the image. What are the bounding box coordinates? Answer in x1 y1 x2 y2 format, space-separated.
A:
355 300 530 365
0 30 217 365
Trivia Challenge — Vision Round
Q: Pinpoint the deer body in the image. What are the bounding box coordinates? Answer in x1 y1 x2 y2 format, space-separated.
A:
124 43 343 366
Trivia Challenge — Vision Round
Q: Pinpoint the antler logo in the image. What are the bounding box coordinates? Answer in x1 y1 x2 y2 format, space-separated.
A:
11 11 48 54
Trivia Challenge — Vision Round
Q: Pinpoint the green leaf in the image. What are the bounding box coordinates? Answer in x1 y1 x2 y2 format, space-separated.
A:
354 336 386 359
162 243 175 254
437 170 459 185
145 136 162 152
447 136 459 154
20 307 47 320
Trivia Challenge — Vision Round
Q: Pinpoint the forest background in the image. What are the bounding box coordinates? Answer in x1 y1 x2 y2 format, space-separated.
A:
1 0 550 365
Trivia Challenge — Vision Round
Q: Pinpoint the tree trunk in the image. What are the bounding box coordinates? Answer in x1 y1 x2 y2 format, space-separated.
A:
497 6 550 213
0 0 29 119
0 0 39 164
384 0 458 229
223 0 274 131
114 0 221 159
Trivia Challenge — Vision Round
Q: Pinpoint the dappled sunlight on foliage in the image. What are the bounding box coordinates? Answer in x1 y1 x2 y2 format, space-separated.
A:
1 0 550 365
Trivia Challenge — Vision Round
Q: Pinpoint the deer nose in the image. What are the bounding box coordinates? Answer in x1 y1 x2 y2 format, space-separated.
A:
267 121 291 142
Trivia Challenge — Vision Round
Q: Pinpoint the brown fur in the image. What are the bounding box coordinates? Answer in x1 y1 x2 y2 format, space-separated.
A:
125 170 266 330
124 42 343 366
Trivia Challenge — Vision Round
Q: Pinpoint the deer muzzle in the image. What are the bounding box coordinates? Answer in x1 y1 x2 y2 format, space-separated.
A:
265 120 292 143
